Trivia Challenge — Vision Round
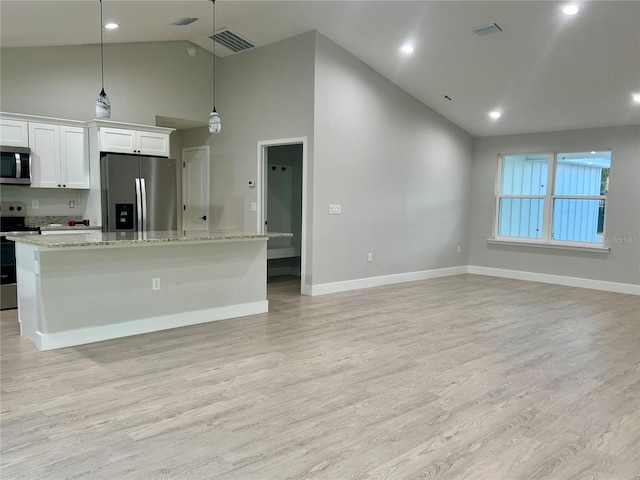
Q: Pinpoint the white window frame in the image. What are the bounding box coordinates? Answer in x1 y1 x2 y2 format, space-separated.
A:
491 151 610 253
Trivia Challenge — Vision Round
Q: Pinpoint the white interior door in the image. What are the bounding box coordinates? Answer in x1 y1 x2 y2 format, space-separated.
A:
182 146 210 232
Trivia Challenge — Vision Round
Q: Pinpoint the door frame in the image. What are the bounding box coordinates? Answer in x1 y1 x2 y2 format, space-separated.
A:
181 145 210 233
257 137 308 295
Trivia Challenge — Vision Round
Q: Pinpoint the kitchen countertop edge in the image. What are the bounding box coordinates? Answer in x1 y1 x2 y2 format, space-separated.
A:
8 231 292 249
39 226 102 231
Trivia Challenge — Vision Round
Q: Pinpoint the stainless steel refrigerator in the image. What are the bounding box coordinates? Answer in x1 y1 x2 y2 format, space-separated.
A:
100 154 178 233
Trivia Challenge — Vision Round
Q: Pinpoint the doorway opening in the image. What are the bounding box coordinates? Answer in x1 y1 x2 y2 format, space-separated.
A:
257 137 307 295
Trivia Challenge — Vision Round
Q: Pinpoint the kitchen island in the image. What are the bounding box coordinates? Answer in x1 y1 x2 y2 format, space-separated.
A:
10 231 291 351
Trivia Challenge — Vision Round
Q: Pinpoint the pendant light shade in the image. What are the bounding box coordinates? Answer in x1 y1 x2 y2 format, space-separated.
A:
209 108 221 134
208 0 221 133
96 88 111 119
95 0 111 118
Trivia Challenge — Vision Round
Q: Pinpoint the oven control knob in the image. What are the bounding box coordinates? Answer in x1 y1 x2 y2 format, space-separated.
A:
9 206 14 211
16 206 22 211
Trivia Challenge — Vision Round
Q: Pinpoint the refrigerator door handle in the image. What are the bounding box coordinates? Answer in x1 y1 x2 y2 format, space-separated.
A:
135 177 143 232
141 177 148 233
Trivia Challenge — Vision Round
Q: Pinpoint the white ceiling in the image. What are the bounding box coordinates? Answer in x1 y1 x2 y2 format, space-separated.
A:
1 0 639 137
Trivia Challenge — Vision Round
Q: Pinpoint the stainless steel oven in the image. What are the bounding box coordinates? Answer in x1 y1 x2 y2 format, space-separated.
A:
0 202 40 310
0 146 31 185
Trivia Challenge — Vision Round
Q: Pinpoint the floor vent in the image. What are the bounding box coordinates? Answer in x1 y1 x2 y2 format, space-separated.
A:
471 23 503 37
209 28 255 53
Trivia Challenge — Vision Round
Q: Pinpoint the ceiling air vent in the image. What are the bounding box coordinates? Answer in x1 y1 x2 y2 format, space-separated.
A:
471 23 503 37
172 18 198 26
209 28 255 53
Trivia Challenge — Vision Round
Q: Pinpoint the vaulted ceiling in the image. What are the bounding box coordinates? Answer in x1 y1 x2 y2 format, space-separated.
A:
1 1 639 136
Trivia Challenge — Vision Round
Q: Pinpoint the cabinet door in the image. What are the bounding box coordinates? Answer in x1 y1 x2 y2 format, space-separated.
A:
136 130 169 157
60 126 89 189
0 119 29 147
29 122 60 188
99 127 136 154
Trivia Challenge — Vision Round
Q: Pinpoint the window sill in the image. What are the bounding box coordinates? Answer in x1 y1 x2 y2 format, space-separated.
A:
487 238 610 253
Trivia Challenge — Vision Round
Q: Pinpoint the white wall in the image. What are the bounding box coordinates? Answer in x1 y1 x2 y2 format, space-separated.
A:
469 126 640 286
312 33 474 285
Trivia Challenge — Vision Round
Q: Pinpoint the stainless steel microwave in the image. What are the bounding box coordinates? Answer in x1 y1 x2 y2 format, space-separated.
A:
0 146 31 185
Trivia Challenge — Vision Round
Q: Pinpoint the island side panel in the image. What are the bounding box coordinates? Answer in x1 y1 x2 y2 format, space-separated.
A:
15 242 42 345
33 239 268 350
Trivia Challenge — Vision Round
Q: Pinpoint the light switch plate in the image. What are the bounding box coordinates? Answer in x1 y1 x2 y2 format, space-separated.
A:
329 204 341 215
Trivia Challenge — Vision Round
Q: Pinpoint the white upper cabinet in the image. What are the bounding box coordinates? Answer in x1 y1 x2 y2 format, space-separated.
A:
29 122 89 189
0 118 29 147
60 126 90 189
136 130 170 157
99 126 170 157
29 123 60 188
98 127 137 154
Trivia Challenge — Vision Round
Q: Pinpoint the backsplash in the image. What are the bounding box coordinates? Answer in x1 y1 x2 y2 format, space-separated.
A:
0 186 89 217
26 216 84 227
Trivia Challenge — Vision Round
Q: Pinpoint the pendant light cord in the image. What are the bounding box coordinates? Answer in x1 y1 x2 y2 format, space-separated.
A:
100 0 105 90
212 0 216 111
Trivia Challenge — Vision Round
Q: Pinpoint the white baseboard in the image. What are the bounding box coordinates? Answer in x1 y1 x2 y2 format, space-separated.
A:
35 300 269 351
468 266 640 295
308 266 467 296
306 265 639 297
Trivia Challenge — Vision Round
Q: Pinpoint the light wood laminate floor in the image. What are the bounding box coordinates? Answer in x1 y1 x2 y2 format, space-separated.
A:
1 274 639 479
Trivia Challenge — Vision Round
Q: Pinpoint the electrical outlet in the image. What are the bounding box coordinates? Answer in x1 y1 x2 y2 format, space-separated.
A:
32 199 39 209
456 245 461 254
329 204 341 215
367 252 373 262
251 202 257 211
152 278 161 290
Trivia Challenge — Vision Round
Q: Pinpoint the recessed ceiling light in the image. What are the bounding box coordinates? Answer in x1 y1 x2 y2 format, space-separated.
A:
563 4 579 15
632 93 640 103
400 44 414 54
104 23 119 30
488 111 501 119
590 151 596 154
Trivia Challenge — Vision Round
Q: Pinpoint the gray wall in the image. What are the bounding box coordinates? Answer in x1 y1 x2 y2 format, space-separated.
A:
1 41 208 222
312 33 474 285
1 41 212 125
180 32 315 234
469 126 640 285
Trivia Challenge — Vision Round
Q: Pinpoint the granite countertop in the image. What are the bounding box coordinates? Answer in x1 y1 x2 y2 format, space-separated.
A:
8 231 292 248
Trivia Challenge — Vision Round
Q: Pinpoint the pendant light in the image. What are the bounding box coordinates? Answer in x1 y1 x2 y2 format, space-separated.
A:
208 0 221 133
95 0 111 118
